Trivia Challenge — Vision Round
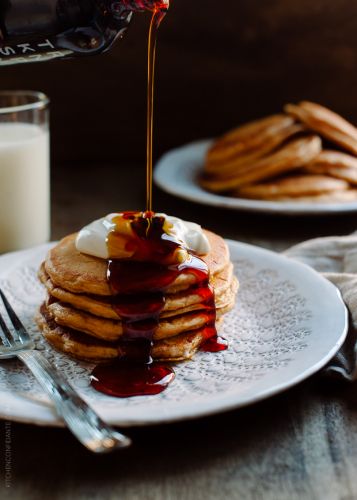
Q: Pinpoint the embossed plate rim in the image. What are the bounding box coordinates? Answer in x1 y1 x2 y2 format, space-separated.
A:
154 140 357 215
0 240 348 427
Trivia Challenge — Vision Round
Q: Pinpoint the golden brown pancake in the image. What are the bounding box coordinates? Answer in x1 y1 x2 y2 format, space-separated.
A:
200 135 322 192
304 150 357 185
209 114 292 152
42 271 238 345
39 261 236 320
285 101 357 155
44 283 236 342
37 305 225 362
234 174 349 200
205 115 304 176
44 230 230 296
268 190 357 203
38 226 238 363
45 301 213 341
200 102 357 204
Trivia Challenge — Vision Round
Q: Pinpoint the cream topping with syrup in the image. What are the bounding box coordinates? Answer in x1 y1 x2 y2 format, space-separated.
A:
75 212 210 261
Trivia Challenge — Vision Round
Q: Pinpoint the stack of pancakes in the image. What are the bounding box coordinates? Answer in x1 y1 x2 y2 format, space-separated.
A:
200 101 357 202
37 230 238 362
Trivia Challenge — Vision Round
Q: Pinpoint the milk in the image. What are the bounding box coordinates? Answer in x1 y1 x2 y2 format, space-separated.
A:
0 123 49 253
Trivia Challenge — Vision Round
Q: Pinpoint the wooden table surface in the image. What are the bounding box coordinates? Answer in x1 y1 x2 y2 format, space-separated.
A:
2 163 357 500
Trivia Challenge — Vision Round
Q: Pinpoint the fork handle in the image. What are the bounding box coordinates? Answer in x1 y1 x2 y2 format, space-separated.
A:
18 350 131 452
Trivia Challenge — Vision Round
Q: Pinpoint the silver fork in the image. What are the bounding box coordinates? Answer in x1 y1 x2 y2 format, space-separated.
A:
0 289 131 453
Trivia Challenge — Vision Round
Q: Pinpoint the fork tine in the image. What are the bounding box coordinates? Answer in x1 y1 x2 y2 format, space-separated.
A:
0 310 16 347
0 289 27 343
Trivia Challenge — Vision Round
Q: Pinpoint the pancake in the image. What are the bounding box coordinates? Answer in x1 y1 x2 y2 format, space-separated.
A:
44 230 230 296
44 275 237 342
268 190 357 203
234 174 349 200
285 101 357 155
205 124 304 177
304 150 357 185
39 261 236 320
38 225 238 365
200 135 322 192
46 301 213 341
209 114 293 153
205 114 304 176
36 305 225 362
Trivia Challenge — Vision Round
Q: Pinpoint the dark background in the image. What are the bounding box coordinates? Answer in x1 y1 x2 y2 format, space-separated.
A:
2 5 357 497
1 0 357 168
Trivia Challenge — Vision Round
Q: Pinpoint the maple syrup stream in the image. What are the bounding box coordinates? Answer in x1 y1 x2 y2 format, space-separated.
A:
146 7 166 212
91 5 227 398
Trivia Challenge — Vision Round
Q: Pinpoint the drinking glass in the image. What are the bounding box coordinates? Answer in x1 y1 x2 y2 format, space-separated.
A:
0 91 50 253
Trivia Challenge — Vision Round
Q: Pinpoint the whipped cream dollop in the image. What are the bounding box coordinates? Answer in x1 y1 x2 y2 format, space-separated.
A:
75 213 210 260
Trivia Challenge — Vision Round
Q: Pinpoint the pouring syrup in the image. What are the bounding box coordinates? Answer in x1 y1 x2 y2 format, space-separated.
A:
91 5 227 398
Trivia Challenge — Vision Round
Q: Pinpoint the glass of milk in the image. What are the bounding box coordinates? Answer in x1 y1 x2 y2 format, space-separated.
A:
0 91 50 253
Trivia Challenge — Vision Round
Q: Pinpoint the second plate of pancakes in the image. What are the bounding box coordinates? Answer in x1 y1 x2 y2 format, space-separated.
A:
154 140 357 215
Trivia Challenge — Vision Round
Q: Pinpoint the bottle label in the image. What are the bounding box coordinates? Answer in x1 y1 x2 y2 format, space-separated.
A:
0 38 72 65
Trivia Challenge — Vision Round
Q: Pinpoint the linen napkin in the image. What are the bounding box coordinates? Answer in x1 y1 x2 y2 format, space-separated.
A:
284 233 357 381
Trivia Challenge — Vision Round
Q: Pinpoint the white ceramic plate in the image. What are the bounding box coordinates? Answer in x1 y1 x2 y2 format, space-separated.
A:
0 240 348 427
154 140 357 215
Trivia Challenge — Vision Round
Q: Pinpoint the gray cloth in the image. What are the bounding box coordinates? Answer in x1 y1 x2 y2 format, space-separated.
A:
285 234 357 381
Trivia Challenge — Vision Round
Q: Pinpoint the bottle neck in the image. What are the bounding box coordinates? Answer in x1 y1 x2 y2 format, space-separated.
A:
115 0 169 13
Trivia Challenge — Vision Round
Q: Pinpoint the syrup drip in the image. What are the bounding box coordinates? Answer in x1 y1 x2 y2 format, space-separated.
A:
90 213 225 398
146 7 167 212
90 3 227 399
200 334 229 352
91 361 175 398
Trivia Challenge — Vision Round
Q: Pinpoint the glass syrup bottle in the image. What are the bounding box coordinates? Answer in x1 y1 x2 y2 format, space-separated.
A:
0 0 168 65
